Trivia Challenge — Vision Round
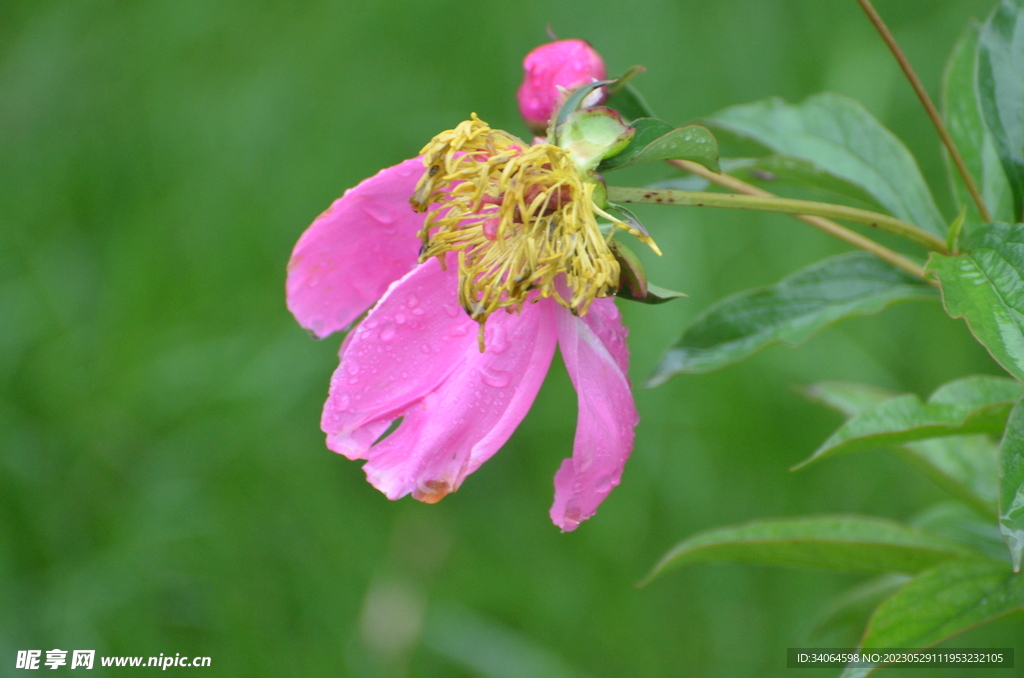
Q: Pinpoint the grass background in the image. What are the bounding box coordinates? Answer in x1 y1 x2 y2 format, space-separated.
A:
2 0 1021 675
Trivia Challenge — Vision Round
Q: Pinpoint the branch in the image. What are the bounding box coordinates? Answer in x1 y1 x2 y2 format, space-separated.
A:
857 0 992 223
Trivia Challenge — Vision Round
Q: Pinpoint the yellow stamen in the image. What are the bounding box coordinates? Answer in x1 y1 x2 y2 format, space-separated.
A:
410 115 658 336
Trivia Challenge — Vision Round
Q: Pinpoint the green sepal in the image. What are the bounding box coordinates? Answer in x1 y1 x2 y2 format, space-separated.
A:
604 65 656 121
617 282 688 306
610 240 647 299
549 79 615 138
597 118 720 173
605 201 651 240
609 240 686 305
555 108 636 172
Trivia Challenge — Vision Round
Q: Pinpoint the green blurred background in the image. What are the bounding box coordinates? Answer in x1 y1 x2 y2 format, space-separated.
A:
2 0 1022 675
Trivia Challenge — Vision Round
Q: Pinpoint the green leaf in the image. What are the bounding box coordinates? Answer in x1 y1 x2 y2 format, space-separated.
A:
910 502 1009 562
809 574 912 642
947 206 966 253
719 155 889 212
840 559 1024 676
797 375 1021 469
896 438 1000 515
805 382 1000 513
927 221 1024 382
648 253 936 385
596 118 720 173
706 93 947 235
998 399 1024 571
978 0 1024 221
943 22 1016 228
641 516 972 585
805 381 897 418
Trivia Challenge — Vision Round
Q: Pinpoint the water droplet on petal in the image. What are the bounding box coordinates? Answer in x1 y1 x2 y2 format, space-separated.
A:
481 369 512 388
362 202 396 225
333 393 350 411
595 474 614 492
443 304 461 318
395 312 406 325
379 325 396 342
487 325 510 354
307 277 320 288
420 344 432 354
406 294 419 308
345 359 360 376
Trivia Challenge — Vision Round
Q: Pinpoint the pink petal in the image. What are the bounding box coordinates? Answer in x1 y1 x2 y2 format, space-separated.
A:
286 157 425 338
361 301 558 503
550 299 638 531
321 255 477 459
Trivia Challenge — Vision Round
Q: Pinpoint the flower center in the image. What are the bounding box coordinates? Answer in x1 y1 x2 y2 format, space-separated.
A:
410 115 652 345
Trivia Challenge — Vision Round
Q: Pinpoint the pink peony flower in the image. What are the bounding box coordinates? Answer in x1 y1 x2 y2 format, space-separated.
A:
517 39 607 134
287 137 640 530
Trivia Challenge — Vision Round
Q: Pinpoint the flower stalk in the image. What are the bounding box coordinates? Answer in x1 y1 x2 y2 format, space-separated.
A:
664 158 935 283
605 185 949 255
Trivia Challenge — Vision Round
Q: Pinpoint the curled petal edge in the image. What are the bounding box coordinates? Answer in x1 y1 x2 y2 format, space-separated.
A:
550 299 637 531
286 157 425 338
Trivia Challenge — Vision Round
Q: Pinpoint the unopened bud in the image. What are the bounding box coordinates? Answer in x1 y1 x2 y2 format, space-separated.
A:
517 39 606 134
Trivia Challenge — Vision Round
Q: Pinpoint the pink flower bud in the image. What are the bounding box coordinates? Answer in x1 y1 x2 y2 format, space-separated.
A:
517 39 607 134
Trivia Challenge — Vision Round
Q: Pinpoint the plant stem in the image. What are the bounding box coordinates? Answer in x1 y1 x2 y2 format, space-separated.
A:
856 0 992 223
662 159 935 281
606 186 948 255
